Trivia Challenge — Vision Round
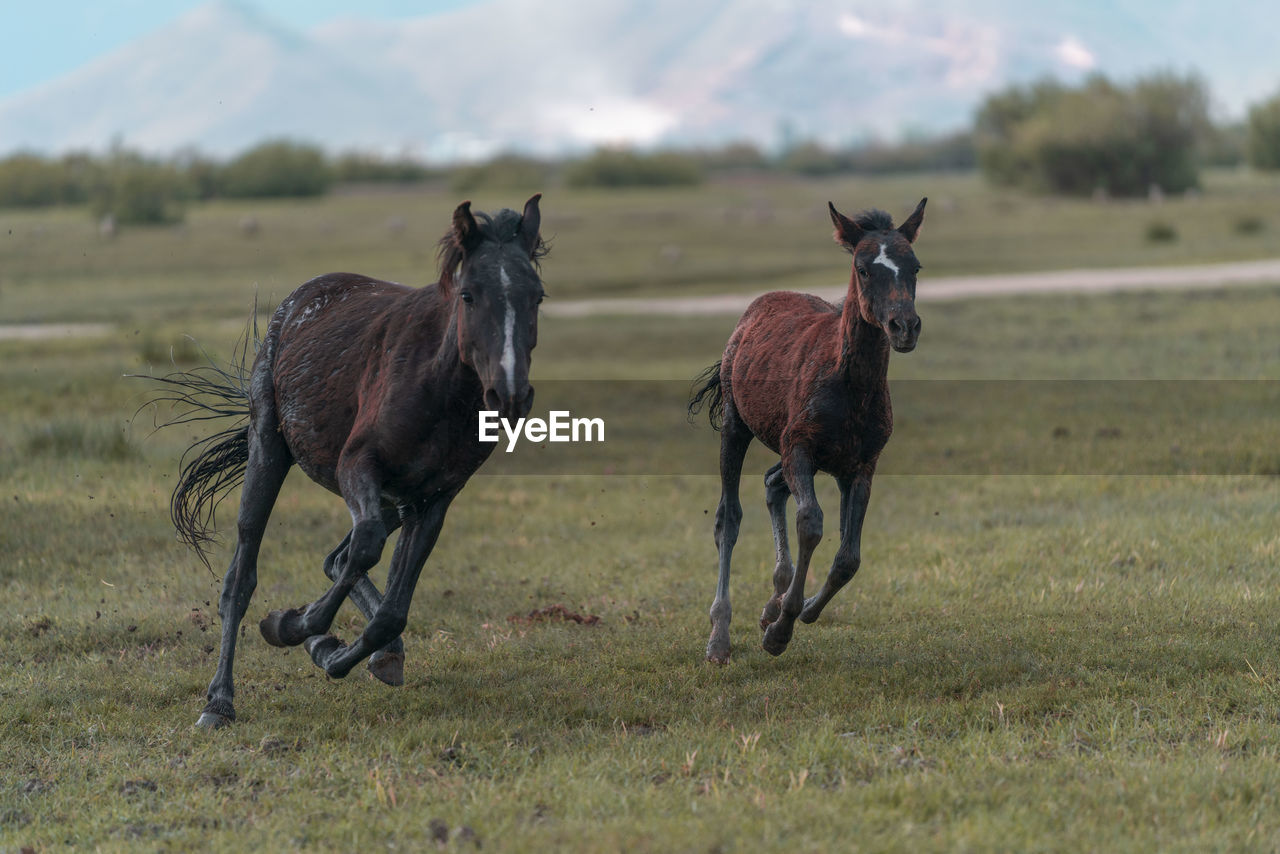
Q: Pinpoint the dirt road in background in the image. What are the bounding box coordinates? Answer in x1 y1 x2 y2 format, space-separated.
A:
5 258 1279 338
545 257 1280 318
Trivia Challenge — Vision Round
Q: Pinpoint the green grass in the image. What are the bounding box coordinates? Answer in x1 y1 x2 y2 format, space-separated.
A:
3 176 1280 851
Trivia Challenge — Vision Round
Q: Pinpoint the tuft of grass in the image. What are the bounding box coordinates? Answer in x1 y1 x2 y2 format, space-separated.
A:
1234 214 1266 235
134 333 203 366
1145 220 1179 243
22 417 138 460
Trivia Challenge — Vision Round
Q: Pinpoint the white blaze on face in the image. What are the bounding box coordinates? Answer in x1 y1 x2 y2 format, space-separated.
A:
499 265 516 398
873 242 899 278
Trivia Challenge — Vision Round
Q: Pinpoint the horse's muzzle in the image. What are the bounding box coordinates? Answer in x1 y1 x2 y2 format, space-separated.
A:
484 385 535 421
887 313 922 353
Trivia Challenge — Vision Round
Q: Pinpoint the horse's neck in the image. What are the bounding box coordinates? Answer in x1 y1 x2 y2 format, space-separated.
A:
837 287 890 384
405 289 481 397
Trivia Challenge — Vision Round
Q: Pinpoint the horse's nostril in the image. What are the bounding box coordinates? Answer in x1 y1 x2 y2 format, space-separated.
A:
889 315 921 337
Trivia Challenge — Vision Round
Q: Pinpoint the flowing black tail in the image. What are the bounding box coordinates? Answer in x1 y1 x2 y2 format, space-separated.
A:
688 361 725 431
132 319 259 567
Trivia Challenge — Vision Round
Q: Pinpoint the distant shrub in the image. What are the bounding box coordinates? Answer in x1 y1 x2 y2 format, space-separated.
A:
1233 215 1265 235
565 149 702 188
1201 122 1247 168
449 154 553 192
89 153 190 225
220 140 333 198
173 149 226 201
776 142 850 176
694 142 769 173
1246 90 1280 170
845 132 977 174
334 151 436 184
1145 221 1178 243
0 152 96 207
773 133 977 177
976 73 1210 196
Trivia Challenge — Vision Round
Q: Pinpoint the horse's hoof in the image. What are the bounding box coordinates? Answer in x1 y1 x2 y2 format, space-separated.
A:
367 651 404 686
195 711 232 729
798 603 822 624
761 622 792 656
706 624 731 664
304 634 345 672
759 597 782 630
196 698 235 729
259 608 307 647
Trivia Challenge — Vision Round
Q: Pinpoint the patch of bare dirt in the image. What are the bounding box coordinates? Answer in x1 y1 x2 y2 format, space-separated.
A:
506 604 601 626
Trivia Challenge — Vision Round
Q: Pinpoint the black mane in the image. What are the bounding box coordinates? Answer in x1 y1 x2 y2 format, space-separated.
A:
850 208 895 232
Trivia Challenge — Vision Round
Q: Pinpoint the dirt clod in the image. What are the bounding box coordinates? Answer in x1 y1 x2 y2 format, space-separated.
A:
507 604 601 626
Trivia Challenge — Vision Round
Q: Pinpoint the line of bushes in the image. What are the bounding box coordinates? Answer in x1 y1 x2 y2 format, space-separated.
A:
0 135 980 224
10 70 1280 225
0 140 439 224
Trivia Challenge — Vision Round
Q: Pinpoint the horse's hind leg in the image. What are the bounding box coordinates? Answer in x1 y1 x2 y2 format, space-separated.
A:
198 422 292 729
800 469 872 624
706 411 752 665
762 446 821 656
759 462 794 630
317 509 408 686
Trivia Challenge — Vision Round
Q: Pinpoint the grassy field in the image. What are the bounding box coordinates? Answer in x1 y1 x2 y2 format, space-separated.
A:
2 173 1280 851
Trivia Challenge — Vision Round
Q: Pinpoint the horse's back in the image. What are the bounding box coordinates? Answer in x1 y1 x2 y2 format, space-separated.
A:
725 290 839 374
262 273 447 492
273 273 413 339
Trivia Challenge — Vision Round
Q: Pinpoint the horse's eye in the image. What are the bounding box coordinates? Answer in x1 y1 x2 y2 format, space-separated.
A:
856 267 868 279
536 293 545 305
460 291 474 305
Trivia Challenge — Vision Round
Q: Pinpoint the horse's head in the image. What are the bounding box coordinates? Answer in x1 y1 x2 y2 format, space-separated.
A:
439 194 547 420
829 198 927 353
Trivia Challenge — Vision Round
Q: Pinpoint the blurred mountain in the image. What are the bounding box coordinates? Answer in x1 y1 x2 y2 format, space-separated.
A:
1 0 1274 159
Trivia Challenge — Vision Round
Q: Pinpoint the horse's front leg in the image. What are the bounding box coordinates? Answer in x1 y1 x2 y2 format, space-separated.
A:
800 469 872 623
259 472 388 648
315 507 409 685
306 496 453 679
762 447 820 656
759 462 794 629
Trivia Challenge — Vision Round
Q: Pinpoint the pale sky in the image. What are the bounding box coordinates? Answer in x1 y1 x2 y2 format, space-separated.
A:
2 0 478 98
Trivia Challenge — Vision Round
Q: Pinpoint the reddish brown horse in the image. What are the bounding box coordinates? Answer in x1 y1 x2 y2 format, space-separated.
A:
690 198 926 663
148 196 546 727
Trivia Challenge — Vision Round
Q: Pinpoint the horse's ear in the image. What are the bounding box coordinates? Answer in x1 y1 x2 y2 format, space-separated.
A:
439 200 479 295
898 197 927 243
519 193 542 257
829 202 863 250
452 200 480 250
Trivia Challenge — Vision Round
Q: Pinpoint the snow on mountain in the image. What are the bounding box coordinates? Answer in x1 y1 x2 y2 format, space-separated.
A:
1 0 1274 160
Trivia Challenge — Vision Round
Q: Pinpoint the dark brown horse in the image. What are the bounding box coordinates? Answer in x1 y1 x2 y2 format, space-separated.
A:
149 196 547 727
690 198 926 664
